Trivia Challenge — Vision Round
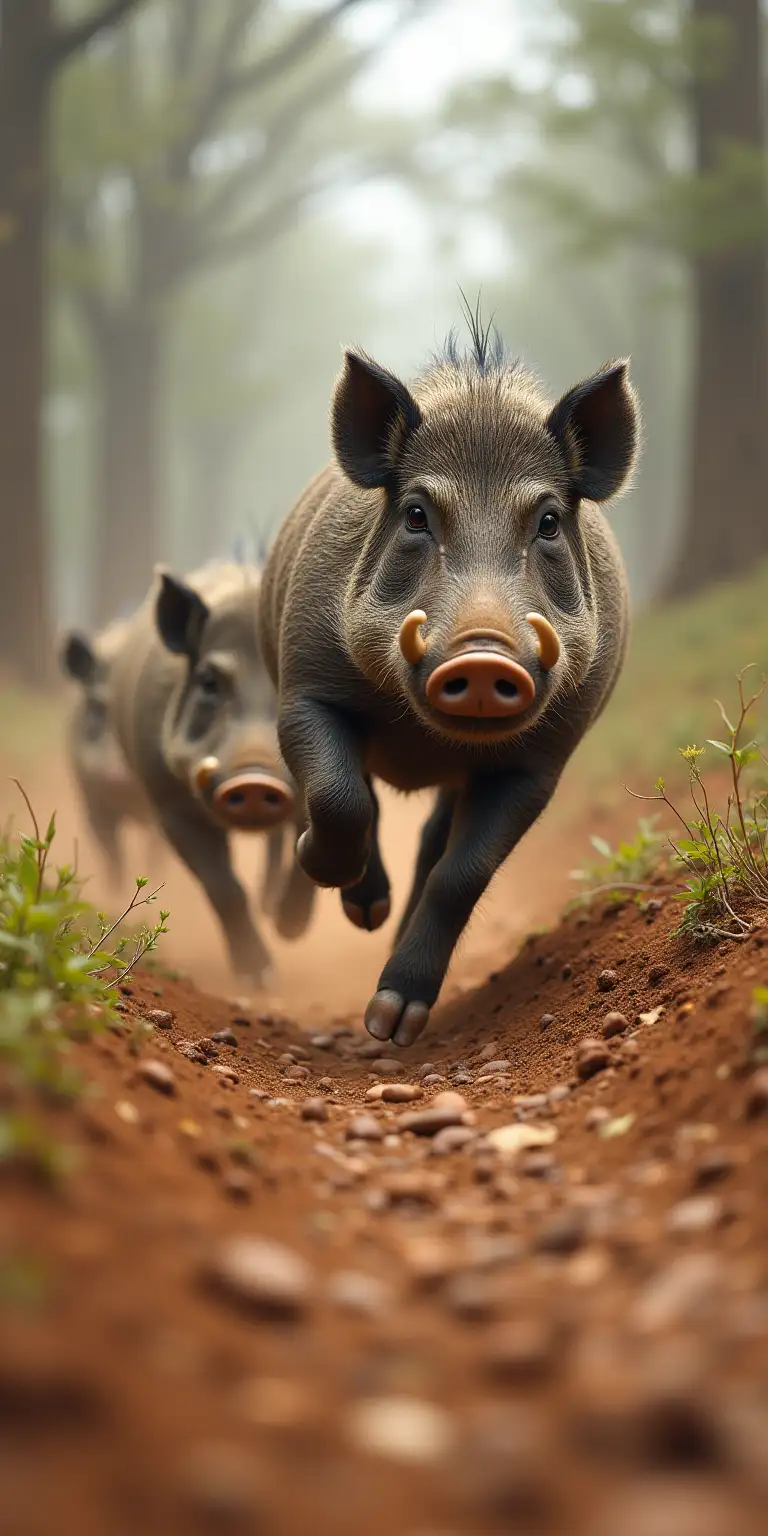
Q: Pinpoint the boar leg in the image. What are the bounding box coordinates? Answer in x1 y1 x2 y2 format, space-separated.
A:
156 802 273 985
365 771 558 1047
394 789 456 944
259 827 286 917
273 818 317 940
84 801 125 891
341 781 391 931
278 699 373 889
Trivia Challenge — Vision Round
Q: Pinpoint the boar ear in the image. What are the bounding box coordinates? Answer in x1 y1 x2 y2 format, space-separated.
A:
547 361 639 503
155 573 209 660
61 631 96 684
332 350 422 489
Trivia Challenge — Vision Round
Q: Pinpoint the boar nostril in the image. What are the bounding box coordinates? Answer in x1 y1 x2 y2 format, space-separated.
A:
443 677 468 698
226 789 246 806
263 790 282 806
495 678 519 700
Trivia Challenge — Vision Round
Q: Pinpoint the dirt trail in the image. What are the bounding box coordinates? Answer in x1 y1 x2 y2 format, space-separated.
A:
3 841 768 1534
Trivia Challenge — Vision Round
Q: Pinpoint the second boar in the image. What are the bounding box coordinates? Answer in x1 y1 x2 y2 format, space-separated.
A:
111 561 314 985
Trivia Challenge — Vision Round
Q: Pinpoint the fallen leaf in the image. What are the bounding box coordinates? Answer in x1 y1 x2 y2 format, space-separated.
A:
485 1123 558 1158
637 1006 665 1027
599 1113 636 1139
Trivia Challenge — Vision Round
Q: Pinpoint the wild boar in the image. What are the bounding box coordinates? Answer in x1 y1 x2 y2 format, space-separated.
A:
110 561 315 985
60 621 150 889
260 320 639 1044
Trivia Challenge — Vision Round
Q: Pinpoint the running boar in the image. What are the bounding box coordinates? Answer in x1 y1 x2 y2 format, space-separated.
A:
111 562 315 985
60 621 150 889
260 323 639 1044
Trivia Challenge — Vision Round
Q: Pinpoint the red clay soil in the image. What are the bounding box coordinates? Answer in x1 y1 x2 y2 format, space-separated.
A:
2 885 768 1536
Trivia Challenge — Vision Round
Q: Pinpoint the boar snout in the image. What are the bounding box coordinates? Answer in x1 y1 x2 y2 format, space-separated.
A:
426 646 535 719
193 755 294 832
214 772 294 831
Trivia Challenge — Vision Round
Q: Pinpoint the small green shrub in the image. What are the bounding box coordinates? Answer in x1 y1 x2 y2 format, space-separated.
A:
0 787 169 1176
569 815 665 905
633 672 768 942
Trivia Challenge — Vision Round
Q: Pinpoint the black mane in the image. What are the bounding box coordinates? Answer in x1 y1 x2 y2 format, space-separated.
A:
436 291 518 377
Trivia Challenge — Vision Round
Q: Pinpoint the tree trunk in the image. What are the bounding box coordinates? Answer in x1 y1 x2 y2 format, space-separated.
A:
665 0 768 598
0 1 53 683
92 308 162 623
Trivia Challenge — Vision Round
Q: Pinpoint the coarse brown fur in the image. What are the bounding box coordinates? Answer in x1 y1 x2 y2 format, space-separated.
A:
260 321 639 1043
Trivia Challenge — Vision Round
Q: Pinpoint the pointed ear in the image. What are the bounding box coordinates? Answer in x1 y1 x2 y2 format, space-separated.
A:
547 361 639 502
61 631 97 684
332 350 422 489
155 573 209 660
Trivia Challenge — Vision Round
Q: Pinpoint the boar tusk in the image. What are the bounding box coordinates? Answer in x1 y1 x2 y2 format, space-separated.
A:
526 613 561 672
398 610 428 665
193 755 221 793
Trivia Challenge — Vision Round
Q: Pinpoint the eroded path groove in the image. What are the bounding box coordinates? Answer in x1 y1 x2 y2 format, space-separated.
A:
2 884 768 1536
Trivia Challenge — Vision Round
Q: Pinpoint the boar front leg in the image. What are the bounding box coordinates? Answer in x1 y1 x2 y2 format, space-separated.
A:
394 789 456 944
278 698 373 890
341 780 391 931
366 771 558 1047
156 802 272 986
84 800 125 892
259 827 286 917
273 815 317 940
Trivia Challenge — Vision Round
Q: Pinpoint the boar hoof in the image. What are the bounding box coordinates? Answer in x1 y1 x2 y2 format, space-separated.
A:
364 989 430 1047
342 896 391 932
297 829 367 890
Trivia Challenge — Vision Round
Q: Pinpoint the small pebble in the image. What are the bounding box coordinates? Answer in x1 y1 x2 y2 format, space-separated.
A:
399 1106 464 1137
115 1099 140 1125
632 1254 721 1333
310 1034 334 1050
745 1068 768 1118
137 1060 176 1096
347 1396 454 1464
666 1196 724 1234
284 1065 310 1083
372 1059 404 1077
417 1063 438 1079
300 1097 328 1123
693 1148 734 1187
602 1011 629 1039
576 1037 611 1080
205 1237 311 1319
212 1064 240 1084
431 1125 475 1156
444 1272 498 1321
222 1171 253 1204
421 1073 446 1086
380 1083 422 1103
326 1270 391 1316
540 1014 555 1031
317 1077 334 1092
482 1320 555 1383
478 1043 501 1061
585 1107 611 1131
480 1059 510 1075
535 1210 586 1255
346 1115 383 1142
648 964 669 985
144 1008 173 1030
597 969 618 993
212 1028 238 1047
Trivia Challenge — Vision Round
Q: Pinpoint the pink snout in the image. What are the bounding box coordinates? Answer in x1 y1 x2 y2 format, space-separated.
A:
426 650 536 719
212 772 294 831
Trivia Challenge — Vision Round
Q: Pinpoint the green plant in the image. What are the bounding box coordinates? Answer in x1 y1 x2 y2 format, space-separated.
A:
569 815 665 905
750 985 768 1065
0 787 169 1176
632 672 768 942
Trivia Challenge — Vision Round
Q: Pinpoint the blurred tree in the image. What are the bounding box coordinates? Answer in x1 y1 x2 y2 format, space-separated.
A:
445 0 768 598
0 0 141 683
56 0 417 622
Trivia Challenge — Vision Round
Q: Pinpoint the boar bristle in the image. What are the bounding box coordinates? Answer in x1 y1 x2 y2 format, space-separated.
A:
434 292 517 379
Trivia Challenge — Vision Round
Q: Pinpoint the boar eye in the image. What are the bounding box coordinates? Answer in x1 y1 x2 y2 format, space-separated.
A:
405 504 429 532
196 664 225 697
537 508 561 540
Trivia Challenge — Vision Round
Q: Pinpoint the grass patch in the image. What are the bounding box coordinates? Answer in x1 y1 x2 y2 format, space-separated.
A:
0 788 168 1178
573 671 768 944
570 560 768 808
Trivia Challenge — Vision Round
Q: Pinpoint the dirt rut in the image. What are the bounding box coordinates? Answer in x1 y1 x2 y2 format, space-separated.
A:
2 877 768 1536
